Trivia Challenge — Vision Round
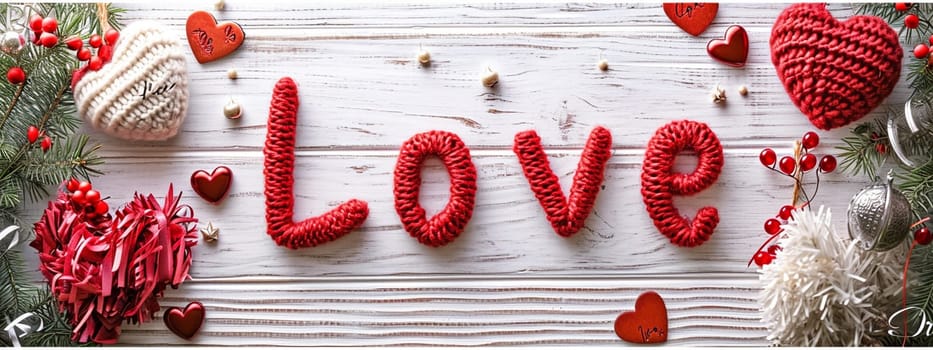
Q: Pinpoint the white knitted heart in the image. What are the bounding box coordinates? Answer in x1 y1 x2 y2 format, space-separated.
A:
74 21 189 141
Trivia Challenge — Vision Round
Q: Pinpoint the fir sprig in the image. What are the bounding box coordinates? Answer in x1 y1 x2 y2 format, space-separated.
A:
0 3 122 347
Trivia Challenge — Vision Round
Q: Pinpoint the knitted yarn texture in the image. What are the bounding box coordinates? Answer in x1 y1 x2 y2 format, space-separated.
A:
641 120 723 247
770 3 901 130
513 126 612 237
394 130 477 247
73 21 189 141
263 77 369 249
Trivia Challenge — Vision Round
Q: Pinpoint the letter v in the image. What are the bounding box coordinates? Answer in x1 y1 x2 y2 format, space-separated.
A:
263 77 369 249
513 126 612 237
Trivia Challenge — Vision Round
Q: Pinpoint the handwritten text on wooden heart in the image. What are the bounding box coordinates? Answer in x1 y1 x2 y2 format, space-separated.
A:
663 3 718 36
614 291 668 344
186 10 244 63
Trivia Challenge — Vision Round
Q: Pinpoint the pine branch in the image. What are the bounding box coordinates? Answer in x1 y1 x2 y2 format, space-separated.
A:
838 117 889 180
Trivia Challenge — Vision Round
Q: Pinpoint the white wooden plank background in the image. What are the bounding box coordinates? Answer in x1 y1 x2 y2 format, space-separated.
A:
24 1 910 346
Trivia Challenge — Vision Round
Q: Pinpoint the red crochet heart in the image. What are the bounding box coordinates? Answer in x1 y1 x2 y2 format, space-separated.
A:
770 3 902 130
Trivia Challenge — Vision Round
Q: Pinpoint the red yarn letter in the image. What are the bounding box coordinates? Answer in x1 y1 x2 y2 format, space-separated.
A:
641 120 723 247
263 77 369 249
513 126 612 237
394 131 477 247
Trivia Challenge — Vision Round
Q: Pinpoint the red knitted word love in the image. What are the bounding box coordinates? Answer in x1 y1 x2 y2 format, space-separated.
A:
394 131 477 247
263 77 369 249
770 3 901 130
641 120 723 247
513 126 612 237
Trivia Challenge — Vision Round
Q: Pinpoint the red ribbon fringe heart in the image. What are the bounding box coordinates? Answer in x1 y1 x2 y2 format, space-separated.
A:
31 184 198 344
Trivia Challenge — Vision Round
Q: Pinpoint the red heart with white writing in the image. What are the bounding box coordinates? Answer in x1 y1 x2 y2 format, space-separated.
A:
163 302 206 340
191 166 233 204
663 3 718 36
707 25 748 68
614 291 668 344
186 10 244 63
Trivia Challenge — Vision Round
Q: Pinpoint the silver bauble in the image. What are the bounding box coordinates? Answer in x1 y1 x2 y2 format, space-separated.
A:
847 170 912 251
0 31 23 55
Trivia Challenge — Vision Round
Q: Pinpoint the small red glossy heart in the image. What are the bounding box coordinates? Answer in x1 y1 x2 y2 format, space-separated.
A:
191 166 233 204
614 291 668 344
706 25 748 68
186 10 245 64
663 3 718 36
163 302 205 340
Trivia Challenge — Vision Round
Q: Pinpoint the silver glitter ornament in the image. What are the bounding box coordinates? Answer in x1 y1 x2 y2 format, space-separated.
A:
223 99 241 119
0 31 23 55
847 170 912 251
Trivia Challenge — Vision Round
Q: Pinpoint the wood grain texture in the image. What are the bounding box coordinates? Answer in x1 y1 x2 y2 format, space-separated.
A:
56 1 900 346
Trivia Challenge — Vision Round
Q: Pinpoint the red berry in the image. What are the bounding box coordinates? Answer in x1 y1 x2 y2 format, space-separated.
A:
801 131 820 149
40 136 51 152
767 245 782 255
759 148 776 167
876 143 887 154
98 45 113 62
929 34 933 45
41 17 57 33
94 201 109 215
30 31 40 45
916 44 931 59
800 153 817 172
906 14 920 29
6 67 24 84
77 181 92 193
916 227 933 245
28 15 43 32
77 47 91 61
88 56 102 71
88 34 102 48
778 205 795 220
104 29 119 46
85 190 100 204
779 156 796 174
66 178 79 192
753 251 774 267
896 2 912 11
819 155 837 173
39 32 57 48
764 218 783 235
26 125 39 143
64 36 82 50
71 190 86 204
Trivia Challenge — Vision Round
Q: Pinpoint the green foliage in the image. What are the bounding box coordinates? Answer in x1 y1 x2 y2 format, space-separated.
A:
0 3 123 347
0 3 121 229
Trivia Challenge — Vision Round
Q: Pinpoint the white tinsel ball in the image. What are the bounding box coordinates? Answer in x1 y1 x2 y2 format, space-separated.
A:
759 206 905 346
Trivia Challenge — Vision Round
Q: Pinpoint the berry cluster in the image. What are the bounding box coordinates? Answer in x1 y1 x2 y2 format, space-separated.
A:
65 178 109 219
64 28 119 72
751 131 837 267
28 14 59 48
26 125 52 152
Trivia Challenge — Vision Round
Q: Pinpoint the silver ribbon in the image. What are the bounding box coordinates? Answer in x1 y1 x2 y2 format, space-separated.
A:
4 313 44 347
0 225 21 257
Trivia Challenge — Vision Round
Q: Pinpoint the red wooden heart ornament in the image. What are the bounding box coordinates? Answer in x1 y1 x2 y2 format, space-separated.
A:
770 3 902 130
163 302 206 340
706 25 748 68
663 3 718 36
186 10 244 63
191 166 233 204
614 291 668 344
